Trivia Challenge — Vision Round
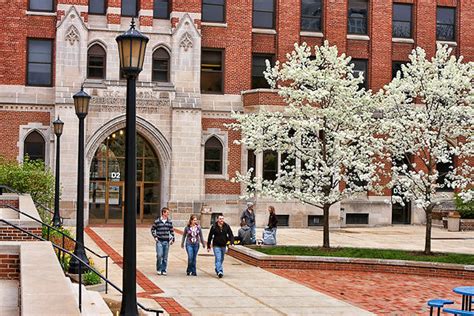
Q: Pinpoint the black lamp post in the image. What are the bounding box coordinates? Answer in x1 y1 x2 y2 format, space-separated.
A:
116 19 149 316
52 117 64 227
68 86 91 274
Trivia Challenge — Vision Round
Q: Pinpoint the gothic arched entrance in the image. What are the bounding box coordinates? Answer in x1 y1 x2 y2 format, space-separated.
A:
88 129 161 224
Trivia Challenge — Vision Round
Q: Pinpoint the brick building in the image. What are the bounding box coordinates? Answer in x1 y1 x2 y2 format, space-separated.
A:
0 0 472 227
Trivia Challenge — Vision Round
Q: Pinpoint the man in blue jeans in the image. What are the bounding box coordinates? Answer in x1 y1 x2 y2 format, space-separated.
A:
207 214 234 278
151 207 175 275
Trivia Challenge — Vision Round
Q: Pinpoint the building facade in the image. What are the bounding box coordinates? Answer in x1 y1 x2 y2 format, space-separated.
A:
0 0 472 227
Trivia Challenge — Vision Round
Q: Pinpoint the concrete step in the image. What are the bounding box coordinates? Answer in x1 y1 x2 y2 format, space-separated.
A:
71 283 112 315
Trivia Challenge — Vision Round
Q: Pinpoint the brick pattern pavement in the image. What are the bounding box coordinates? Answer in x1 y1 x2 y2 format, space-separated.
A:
269 268 467 315
85 226 191 316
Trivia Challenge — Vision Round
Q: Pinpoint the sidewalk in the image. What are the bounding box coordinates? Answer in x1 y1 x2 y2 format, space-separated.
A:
85 226 372 315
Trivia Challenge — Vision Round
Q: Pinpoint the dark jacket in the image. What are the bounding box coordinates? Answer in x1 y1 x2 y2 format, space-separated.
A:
238 225 252 245
240 209 256 227
207 222 234 248
151 218 175 242
268 213 278 229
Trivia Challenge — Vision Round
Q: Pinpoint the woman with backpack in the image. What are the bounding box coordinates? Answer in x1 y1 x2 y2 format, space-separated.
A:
181 214 206 276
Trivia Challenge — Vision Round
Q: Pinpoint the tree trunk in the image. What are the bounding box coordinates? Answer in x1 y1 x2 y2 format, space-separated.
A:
424 206 434 255
323 203 330 248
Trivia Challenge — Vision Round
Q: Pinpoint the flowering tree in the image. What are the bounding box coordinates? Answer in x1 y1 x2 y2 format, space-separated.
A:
230 41 383 248
380 44 474 254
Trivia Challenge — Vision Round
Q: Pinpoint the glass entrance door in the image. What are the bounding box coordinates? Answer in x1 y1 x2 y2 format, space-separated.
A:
107 182 124 222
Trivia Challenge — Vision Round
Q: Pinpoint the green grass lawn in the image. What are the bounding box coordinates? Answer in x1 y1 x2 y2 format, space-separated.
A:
254 246 474 265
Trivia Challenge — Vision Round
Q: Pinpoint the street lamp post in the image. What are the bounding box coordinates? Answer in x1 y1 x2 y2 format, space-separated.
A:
52 117 64 227
116 19 149 316
68 86 91 274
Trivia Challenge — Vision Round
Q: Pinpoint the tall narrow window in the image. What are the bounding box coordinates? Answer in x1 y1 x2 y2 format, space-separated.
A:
24 131 45 161
263 150 278 181
392 61 405 79
152 48 170 82
247 150 256 178
201 49 224 93
352 59 368 90
27 39 53 86
87 44 106 79
437 7 456 41
89 0 106 15
204 137 223 174
29 0 53 12
122 0 137 17
301 0 322 32
348 0 368 35
252 54 274 89
436 151 455 191
154 0 169 19
202 0 225 23
392 4 412 38
253 0 275 29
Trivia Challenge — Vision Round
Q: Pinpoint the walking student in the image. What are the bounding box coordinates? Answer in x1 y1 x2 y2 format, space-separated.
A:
181 214 206 276
265 205 278 245
207 214 234 278
240 202 256 244
151 207 175 275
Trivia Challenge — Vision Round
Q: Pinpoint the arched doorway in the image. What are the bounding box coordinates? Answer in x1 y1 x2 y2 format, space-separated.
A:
88 129 161 224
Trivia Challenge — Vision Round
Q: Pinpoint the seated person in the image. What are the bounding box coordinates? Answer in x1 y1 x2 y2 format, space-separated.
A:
237 220 252 245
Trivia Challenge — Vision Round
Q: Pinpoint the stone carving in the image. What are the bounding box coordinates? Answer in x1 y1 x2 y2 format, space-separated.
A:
90 89 171 113
179 32 193 52
65 26 80 46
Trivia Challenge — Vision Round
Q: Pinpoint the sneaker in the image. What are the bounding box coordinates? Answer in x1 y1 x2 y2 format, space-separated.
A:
218 272 223 278
191 272 197 276
157 271 160 275
161 271 167 276
186 271 191 276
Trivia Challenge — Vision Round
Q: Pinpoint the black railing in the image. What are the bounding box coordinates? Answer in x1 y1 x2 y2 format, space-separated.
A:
3 204 109 293
0 219 163 315
0 184 70 224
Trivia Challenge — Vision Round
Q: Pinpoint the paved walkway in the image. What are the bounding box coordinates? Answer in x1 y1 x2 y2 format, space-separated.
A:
83 225 474 315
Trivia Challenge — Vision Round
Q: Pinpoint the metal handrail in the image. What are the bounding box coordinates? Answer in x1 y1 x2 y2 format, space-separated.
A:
3 204 109 293
0 184 70 221
0 219 163 315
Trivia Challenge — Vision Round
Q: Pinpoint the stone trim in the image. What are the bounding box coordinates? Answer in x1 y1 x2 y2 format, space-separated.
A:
202 129 229 180
300 31 324 37
347 34 370 41
228 246 474 280
252 28 277 35
392 38 415 44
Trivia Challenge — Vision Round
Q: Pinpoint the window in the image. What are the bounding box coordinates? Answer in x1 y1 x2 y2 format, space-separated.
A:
122 0 137 17
392 61 405 79
392 152 412 170
154 0 169 19
252 54 274 89
89 0 106 14
346 213 369 225
436 151 455 191
247 150 256 178
348 0 368 35
27 39 53 86
152 48 170 82
253 0 275 29
202 0 225 23
276 215 289 226
24 131 45 161
263 150 278 181
437 7 456 41
204 137 223 174
392 4 412 38
201 49 224 93
352 59 368 90
308 215 323 226
87 44 106 79
301 0 322 32
29 0 54 11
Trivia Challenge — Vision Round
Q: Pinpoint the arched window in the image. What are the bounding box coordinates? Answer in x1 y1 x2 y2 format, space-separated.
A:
24 131 45 161
87 44 106 79
152 48 170 82
204 137 223 174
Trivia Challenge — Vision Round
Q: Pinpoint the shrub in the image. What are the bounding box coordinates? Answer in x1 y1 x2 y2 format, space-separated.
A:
82 270 102 286
0 157 55 220
455 194 474 219
42 225 76 251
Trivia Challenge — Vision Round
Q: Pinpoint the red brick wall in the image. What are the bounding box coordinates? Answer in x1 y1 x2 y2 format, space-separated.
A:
0 1 56 85
0 227 42 241
0 254 20 280
242 91 286 107
0 111 51 161
0 199 19 208
202 118 241 194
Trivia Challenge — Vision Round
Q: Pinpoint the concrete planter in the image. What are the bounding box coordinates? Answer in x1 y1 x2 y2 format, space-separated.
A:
85 282 106 292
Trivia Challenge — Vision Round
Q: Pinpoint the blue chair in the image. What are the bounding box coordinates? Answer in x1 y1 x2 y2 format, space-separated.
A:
427 299 454 316
443 308 474 316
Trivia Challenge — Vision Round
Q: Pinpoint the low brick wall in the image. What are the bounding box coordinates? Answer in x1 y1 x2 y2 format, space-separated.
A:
228 246 474 280
0 253 20 279
461 219 474 231
0 227 42 241
0 198 19 208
